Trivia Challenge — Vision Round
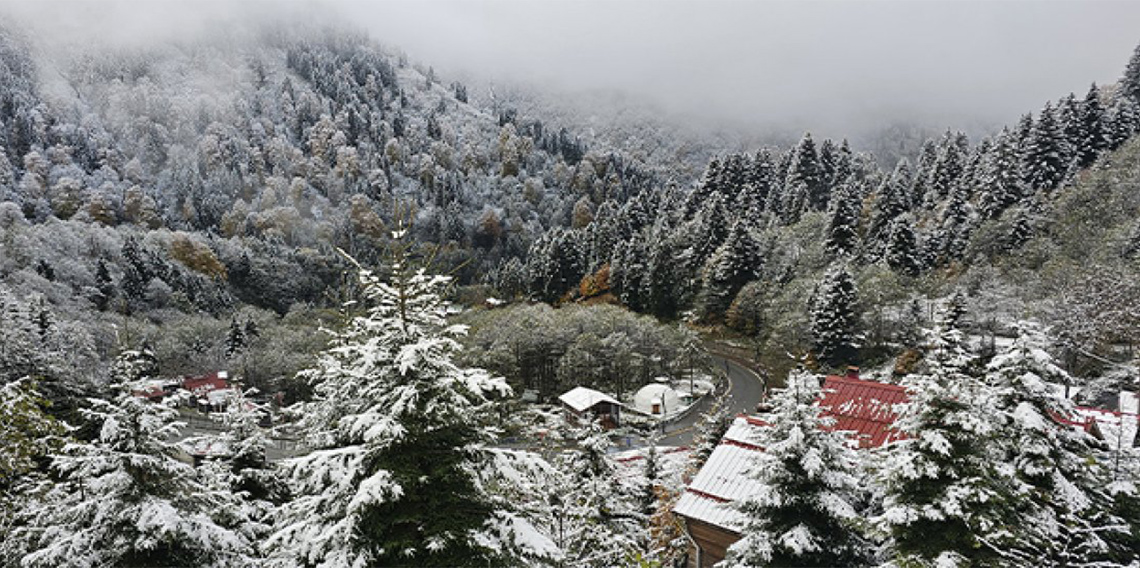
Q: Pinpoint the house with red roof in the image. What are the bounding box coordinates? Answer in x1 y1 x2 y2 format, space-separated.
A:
672 371 1133 567
673 371 907 567
131 371 234 412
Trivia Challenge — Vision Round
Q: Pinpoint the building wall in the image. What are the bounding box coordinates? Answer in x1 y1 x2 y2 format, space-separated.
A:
684 517 740 568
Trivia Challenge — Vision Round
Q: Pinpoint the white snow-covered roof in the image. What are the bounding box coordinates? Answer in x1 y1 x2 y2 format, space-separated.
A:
673 416 765 533
558 386 619 413
633 384 681 415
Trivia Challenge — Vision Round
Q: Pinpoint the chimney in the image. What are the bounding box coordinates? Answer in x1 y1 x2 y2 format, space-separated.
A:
845 366 860 380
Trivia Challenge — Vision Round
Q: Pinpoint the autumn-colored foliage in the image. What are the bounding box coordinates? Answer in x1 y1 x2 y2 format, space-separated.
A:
169 232 227 280
579 263 611 299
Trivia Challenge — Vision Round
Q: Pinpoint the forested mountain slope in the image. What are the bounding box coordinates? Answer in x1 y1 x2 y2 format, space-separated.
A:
0 21 668 394
2 15 1139 402
510 43 1140 387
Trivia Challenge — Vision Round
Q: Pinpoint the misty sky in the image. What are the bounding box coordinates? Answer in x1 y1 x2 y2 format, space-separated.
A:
340 0 1140 136
4 0 1140 139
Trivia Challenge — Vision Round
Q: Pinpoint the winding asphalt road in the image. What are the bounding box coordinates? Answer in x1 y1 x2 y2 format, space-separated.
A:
657 354 767 447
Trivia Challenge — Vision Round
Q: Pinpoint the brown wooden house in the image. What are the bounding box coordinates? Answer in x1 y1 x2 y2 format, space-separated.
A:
558 386 622 429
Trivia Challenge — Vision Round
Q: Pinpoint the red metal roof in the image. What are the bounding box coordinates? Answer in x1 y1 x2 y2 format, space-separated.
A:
819 375 909 448
182 372 229 395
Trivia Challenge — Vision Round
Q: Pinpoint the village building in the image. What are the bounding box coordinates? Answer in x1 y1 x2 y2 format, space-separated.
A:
131 371 234 412
558 386 622 428
633 383 682 416
673 373 1137 567
673 373 908 568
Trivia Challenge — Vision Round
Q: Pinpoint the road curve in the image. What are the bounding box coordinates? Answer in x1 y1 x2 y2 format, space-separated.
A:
657 354 767 446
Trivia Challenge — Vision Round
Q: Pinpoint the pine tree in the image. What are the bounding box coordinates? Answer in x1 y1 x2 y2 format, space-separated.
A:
1057 93 1085 171
685 158 724 216
0 378 66 494
549 420 641 567
643 225 685 319
867 159 912 252
984 322 1126 564
1107 95 1138 149
781 133 821 222
697 221 762 320
265 244 553 567
809 263 859 368
910 139 939 208
1021 103 1069 193
741 148 775 215
933 182 973 263
824 182 860 257
225 317 246 359
1121 41 1140 107
4 348 257 567
1077 83 1109 167
527 227 585 303
723 369 868 567
91 259 114 311
874 311 1017 567
688 193 730 269
976 129 1024 219
925 131 966 205
611 237 648 312
884 218 921 277
204 387 281 543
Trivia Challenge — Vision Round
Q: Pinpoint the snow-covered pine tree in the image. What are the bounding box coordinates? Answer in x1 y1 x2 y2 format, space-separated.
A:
1107 95 1139 149
202 386 282 546
687 193 730 269
1021 102 1069 193
740 148 775 215
0 377 67 532
924 131 966 205
824 181 860 257
867 159 913 254
977 129 1024 219
225 317 246 359
92 258 114 311
932 181 973 263
549 419 641 567
984 321 1128 564
910 139 938 208
884 217 921 277
1077 83 1109 168
611 237 648 312
3 347 256 567
643 225 686 319
1121 41 1140 107
696 221 762 320
809 262 859 368
685 157 724 217
781 133 821 222
527 227 585 303
0 378 65 490
1057 93 1085 173
874 307 1016 567
722 369 868 567
265 240 554 567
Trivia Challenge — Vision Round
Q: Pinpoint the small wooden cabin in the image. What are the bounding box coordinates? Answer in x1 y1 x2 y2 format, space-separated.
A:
558 386 622 429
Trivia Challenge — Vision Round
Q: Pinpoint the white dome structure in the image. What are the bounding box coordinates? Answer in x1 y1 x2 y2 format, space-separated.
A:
633 383 682 416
